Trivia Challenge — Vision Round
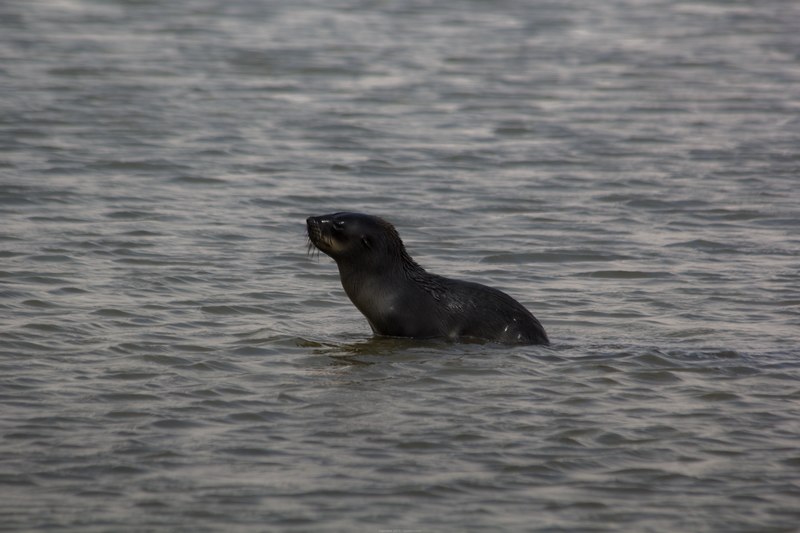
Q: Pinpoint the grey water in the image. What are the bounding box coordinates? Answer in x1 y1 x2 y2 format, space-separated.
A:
2 0 800 531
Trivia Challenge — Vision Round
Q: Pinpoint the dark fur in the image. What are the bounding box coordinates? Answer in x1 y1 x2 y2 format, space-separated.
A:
306 212 549 345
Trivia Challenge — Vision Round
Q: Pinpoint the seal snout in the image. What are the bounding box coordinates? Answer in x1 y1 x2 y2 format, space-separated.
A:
306 215 332 256
306 216 320 231
306 217 321 244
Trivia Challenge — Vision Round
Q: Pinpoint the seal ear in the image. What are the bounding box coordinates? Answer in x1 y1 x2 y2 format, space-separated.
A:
360 235 372 250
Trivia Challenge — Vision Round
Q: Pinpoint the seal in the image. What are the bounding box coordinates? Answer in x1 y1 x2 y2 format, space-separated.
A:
306 212 549 345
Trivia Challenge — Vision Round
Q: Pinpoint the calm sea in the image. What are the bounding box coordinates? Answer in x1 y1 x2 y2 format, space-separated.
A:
2 0 799 531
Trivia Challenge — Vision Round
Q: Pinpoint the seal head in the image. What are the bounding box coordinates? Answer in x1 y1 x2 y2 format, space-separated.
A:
307 212 549 345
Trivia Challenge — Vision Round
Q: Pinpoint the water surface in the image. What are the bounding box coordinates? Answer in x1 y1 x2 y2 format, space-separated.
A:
2 0 800 531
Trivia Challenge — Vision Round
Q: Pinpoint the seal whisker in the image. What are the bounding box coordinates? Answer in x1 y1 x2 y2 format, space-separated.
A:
306 238 320 261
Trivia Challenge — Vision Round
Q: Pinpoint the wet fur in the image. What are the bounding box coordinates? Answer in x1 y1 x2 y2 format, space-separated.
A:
306 212 549 345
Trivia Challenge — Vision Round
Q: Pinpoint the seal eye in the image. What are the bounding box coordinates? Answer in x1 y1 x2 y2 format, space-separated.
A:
332 220 345 233
360 236 371 249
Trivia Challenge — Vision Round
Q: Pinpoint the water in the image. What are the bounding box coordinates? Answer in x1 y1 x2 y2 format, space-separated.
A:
2 0 800 530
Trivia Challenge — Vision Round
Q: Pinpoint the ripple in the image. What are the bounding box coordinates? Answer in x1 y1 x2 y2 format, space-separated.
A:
696 391 740 402
201 305 268 315
482 250 630 263
151 418 207 429
104 410 152 419
666 239 740 253
577 270 674 279
629 370 683 383
140 354 193 366
96 393 161 402
104 210 154 220
170 175 227 185
218 446 284 458
93 308 138 318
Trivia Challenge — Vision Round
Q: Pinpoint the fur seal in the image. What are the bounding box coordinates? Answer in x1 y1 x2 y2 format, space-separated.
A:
306 212 549 345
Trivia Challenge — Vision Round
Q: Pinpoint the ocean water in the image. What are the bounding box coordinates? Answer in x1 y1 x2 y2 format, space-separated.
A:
2 0 800 531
